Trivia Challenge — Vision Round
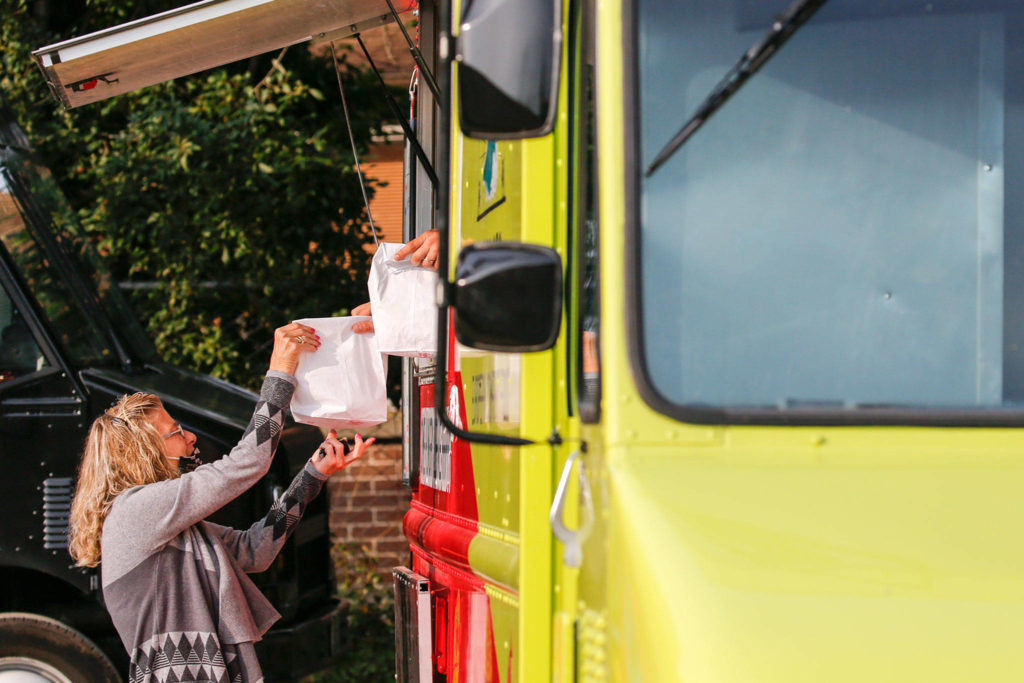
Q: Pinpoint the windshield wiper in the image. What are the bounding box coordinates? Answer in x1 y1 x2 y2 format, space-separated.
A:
644 0 830 177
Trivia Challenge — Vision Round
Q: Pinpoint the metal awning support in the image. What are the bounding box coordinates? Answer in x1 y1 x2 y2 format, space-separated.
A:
383 0 440 102
354 33 439 189
32 0 415 109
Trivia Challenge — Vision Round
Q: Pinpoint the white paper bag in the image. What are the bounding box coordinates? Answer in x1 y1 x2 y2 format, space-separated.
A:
290 316 388 430
367 242 437 357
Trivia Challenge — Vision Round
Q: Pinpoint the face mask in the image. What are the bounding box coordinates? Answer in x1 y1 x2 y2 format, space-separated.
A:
173 447 203 474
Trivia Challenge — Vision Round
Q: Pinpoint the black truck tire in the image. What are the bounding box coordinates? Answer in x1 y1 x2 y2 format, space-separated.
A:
0 612 121 683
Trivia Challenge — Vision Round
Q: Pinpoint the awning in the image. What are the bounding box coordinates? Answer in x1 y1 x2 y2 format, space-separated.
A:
32 0 415 109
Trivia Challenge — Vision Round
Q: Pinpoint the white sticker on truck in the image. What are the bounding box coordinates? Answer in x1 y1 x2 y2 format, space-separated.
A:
419 407 452 492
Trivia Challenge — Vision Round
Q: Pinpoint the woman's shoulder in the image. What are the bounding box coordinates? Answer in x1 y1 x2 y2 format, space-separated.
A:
102 482 186 566
105 485 145 523
105 481 168 522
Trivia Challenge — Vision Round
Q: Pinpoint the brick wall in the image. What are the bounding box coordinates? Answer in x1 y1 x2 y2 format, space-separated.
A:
327 415 411 577
363 142 405 245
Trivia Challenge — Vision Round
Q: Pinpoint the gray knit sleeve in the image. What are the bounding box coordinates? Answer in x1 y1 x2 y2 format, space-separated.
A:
203 461 329 573
106 371 297 556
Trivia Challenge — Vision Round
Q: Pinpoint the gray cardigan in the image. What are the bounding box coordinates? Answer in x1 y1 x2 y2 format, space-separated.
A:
101 371 327 683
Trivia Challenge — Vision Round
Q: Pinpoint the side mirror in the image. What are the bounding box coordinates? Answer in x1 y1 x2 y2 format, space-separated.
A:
455 0 561 139
452 243 562 352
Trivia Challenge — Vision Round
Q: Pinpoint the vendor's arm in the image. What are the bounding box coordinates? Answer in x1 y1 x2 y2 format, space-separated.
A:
351 302 374 334
352 229 440 334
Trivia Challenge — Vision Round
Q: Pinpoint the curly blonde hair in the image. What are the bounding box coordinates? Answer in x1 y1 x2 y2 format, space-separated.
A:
69 393 180 567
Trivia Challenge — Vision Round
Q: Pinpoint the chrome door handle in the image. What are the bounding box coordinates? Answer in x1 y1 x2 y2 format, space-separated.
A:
548 450 594 568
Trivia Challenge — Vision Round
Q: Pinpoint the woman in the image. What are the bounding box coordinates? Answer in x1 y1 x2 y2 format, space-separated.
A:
69 322 373 683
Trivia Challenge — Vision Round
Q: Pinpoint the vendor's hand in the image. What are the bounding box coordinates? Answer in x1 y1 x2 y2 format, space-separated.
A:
395 229 440 269
311 429 375 475
268 322 320 375
352 302 374 334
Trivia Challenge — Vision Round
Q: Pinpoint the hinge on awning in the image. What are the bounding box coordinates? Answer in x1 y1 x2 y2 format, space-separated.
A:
383 0 440 101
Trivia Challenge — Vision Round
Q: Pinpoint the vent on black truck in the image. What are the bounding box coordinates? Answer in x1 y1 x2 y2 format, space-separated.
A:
42 476 72 550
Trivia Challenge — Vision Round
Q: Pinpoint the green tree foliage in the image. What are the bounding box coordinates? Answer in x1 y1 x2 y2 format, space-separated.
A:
1 0 390 387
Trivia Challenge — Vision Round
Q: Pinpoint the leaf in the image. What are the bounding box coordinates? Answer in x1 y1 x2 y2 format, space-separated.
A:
3 2 387 389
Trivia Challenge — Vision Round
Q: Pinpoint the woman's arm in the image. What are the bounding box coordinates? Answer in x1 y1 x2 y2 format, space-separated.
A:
107 324 319 553
204 431 374 572
203 462 326 572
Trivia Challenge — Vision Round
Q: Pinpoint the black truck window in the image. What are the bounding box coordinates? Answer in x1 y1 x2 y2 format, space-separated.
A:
0 286 48 382
0 168 113 367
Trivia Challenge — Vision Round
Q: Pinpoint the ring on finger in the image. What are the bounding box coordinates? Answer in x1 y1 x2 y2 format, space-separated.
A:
295 336 306 344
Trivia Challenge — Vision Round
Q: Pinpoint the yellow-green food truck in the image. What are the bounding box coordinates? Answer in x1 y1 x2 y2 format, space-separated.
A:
34 0 1024 680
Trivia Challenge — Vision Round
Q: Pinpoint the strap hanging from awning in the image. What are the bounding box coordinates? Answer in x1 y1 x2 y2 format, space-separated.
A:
331 40 379 246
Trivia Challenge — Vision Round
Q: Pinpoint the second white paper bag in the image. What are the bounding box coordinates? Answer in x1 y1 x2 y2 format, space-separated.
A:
367 242 437 357
290 316 388 430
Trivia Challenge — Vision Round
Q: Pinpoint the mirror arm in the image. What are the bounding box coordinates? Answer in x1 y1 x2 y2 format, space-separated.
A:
432 6 535 448
434 293 536 447
355 33 439 189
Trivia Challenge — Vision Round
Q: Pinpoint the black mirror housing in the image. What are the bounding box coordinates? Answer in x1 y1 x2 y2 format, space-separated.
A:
455 0 561 139
452 243 562 352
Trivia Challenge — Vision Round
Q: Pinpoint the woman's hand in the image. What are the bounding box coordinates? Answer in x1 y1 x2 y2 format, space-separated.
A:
268 322 320 375
311 429 375 476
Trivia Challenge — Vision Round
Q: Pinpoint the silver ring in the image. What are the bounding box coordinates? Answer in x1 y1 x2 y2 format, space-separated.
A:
295 336 305 344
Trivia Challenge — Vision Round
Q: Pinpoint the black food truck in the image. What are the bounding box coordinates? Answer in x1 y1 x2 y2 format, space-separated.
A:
0 107 344 681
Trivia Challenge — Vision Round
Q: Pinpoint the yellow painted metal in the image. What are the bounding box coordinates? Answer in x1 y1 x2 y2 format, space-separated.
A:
456 138 528 681
507 115 564 683
551 420 583 683
584 2 1024 681
451 5 571 675
516 4 575 677
466 521 519 592
592 431 1024 681
552 0 586 678
447 10 526 675
484 584 519 679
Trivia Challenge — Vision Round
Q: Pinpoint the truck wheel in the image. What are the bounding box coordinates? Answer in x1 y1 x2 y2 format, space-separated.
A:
0 612 121 683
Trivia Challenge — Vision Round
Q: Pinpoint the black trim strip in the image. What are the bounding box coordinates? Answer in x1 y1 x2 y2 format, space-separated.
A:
474 195 506 221
355 33 439 190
